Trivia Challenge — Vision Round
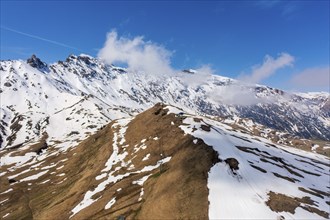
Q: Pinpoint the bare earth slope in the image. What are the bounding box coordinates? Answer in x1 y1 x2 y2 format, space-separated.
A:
0 104 218 219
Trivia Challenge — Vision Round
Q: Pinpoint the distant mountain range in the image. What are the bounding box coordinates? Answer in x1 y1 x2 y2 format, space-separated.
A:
0 54 329 150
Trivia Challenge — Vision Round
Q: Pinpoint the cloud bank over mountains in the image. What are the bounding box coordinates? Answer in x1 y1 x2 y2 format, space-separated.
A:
97 31 328 93
291 67 330 88
239 53 295 84
98 30 174 76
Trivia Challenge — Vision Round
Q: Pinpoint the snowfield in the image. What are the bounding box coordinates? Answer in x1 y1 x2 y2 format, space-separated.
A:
164 107 330 219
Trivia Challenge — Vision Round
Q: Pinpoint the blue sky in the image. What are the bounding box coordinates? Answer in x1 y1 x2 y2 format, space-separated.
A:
1 0 329 92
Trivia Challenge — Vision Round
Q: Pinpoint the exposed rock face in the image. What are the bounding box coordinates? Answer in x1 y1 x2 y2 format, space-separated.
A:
225 158 239 171
321 98 330 117
26 54 47 70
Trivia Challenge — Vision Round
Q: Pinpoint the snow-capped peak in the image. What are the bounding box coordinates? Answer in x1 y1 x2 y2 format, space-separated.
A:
26 54 48 72
0 54 329 150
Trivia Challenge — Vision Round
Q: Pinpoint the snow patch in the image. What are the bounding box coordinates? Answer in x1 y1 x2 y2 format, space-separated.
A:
56 165 64 170
105 197 116 210
20 170 48 181
0 188 13 194
132 174 151 186
2 213 10 218
95 173 107 180
0 152 36 166
8 169 30 179
39 179 50 184
311 144 320 152
142 153 150 161
0 198 9 204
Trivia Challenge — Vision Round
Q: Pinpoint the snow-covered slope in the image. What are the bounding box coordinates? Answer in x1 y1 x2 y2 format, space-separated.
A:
166 106 329 219
0 104 328 219
0 54 329 150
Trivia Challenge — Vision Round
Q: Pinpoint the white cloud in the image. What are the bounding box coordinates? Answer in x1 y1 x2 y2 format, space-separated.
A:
239 53 295 83
97 30 174 76
208 84 273 106
291 67 330 88
209 85 255 106
180 65 214 87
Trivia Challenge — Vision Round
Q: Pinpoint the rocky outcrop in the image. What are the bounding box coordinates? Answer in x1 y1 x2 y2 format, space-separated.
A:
26 54 48 71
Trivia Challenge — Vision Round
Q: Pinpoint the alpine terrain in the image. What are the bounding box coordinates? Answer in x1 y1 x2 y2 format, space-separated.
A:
0 54 329 219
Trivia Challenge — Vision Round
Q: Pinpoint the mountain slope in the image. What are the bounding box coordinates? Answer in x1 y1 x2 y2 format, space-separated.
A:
0 54 329 151
171 106 329 219
0 104 218 219
0 104 329 219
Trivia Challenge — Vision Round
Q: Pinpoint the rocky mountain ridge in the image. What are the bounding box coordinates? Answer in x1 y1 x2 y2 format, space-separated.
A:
0 54 329 152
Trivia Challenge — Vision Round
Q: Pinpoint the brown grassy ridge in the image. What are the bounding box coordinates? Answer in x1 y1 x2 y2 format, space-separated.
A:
0 103 219 219
0 118 115 219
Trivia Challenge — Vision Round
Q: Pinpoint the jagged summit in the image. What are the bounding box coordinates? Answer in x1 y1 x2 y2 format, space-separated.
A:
26 54 48 71
64 54 95 62
65 54 77 61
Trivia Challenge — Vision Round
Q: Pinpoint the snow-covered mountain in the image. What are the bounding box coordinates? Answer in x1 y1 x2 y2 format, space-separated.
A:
1 54 329 151
1 53 329 220
0 104 329 219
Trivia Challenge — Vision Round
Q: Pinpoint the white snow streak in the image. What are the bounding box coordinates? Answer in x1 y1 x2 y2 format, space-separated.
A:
104 197 116 210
